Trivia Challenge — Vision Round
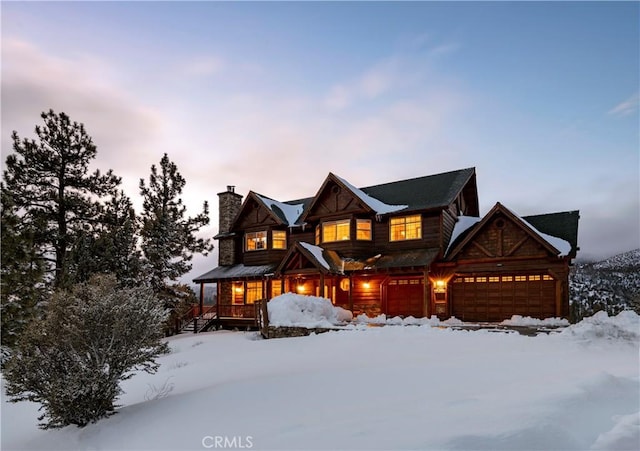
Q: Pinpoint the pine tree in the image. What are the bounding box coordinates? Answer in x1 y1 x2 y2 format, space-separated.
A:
68 190 143 286
139 153 213 292
3 274 169 429
0 187 47 350
3 110 121 288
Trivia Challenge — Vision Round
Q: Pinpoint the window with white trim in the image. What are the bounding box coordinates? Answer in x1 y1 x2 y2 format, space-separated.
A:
322 219 350 243
245 231 267 251
390 215 422 241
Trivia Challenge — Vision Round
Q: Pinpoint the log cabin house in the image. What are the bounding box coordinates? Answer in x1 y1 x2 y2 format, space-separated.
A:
193 168 579 327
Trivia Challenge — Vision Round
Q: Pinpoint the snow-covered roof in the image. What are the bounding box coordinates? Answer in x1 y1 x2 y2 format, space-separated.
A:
446 216 481 256
254 193 305 226
299 242 330 270
334 174 408 215
506 207 572 257
193 264 277 283
447 204 575 259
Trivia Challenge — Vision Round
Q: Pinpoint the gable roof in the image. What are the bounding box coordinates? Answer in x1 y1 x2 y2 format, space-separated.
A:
276 242 343 275
522 210 580 259
253 192 307 226
333 174 408 214
446 202 576 260
360 167 477 212
298 167 477 223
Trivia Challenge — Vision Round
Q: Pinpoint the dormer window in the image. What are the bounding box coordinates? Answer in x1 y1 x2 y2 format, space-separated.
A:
322 219 350 243
245 231 267 251
390 215 422 241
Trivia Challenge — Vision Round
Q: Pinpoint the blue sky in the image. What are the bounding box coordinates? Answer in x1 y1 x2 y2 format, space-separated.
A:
2 1 638 279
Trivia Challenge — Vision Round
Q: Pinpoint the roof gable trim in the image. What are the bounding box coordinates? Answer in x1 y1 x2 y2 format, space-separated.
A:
254 193 305 226
447 203 572 259
333 174 408 215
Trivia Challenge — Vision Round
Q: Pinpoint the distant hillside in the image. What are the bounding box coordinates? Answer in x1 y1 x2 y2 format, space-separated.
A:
570 249 640 321
187 284 217 304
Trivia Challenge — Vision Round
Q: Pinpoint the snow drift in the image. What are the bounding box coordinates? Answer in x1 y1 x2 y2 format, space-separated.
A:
2 311 638 451
267 293 353 328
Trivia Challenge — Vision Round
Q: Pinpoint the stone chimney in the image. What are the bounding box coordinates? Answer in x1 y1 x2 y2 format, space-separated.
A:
217 185 243 266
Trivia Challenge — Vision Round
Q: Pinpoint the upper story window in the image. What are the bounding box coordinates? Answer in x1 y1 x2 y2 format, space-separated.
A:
322 219 350 243
390 215 422 241
356 219 372 240
272 230 287 249
245 231 267 251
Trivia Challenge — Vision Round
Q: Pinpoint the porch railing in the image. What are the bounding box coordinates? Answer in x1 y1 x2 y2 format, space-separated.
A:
218 304 256 319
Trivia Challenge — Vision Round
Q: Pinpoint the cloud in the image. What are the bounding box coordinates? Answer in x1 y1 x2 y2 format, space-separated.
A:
608 92 639 116
323 56 406 111
1 37 174 209
183 56 226 77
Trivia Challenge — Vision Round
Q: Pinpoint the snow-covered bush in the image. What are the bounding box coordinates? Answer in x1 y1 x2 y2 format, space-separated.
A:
268 293 353 328
3 274 169 429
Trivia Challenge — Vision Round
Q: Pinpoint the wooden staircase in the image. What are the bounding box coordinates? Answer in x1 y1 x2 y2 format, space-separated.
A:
179 305 217 334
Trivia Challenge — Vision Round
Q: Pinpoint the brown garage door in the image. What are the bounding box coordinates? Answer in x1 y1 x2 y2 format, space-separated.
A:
386 278 424 318
451 274 556 322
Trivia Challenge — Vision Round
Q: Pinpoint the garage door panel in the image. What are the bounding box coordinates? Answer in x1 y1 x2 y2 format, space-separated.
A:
452 275 555 322
387 278 423 318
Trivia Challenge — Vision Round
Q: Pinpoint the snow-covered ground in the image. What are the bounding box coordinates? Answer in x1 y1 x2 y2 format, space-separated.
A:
2 311 638 451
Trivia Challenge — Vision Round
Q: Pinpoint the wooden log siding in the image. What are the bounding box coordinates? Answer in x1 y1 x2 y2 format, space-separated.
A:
371 214 441 253
350 276 384 317
441 205 458 254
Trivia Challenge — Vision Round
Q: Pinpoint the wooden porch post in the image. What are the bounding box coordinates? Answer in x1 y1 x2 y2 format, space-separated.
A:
423 270 430 318
320 273 325 298
199 283 204 316
216 282 221 328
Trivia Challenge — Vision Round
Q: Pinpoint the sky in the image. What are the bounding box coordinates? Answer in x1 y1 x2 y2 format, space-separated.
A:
2 1 639 282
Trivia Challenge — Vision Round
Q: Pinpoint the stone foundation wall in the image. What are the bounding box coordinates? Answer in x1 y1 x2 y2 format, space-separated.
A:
265 326 338 339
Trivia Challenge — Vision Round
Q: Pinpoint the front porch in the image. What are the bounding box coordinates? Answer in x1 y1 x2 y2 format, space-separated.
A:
180 303 260 333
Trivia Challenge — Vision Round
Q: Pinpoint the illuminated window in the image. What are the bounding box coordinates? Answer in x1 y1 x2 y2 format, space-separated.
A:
476 277 487 283
515 275 527 282
322 219 350 242
489 276 500 283
390 215 422 241
271 280 282 298
246 281 263 304
529 275 541 281
464 277 474 283
233 283 244 304
543 274 554 281
246 231 267 251
356 219 372 240
502 276 513 282
272 230 287 249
